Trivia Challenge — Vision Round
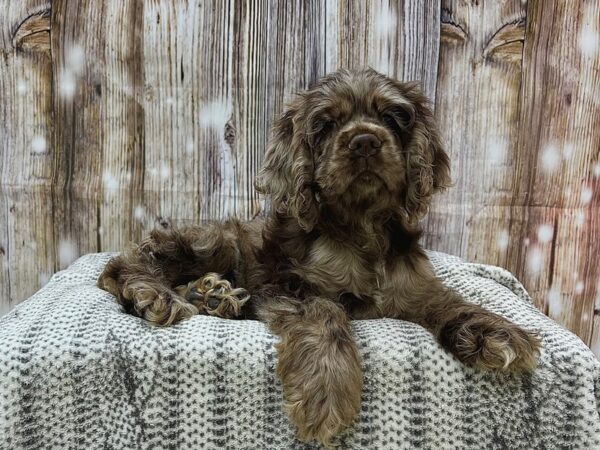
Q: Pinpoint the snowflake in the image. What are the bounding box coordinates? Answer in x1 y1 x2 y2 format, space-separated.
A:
66 44 85 74
537 224 554 243
102 171 119 193
39 272 51 287
540 144 560 172
58 239 78 267
575 210 586 226
575 281 585 295
31 135 47 154
524 237 530 246
149 167 158 177
160 163 170 180
17 80 28 94
373 7 396 36
497 229 509 250
593 163 600 178
579 25 599 57
563 143 575 160
526 246 543 273
547 285 562 316
199 101 231 129
581 186 593 204
186 141 195 155
134 205 146 221
487 137 506 165
60 70 77 99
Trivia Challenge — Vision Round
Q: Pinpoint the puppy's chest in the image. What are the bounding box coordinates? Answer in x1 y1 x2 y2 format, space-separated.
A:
297 236 385 297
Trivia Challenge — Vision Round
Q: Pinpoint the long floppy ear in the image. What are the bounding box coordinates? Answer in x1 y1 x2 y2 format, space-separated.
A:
255 99 319 231
398 82 451 222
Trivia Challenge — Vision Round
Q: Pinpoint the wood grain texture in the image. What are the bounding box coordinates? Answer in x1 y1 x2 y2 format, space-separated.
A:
0 0 598 356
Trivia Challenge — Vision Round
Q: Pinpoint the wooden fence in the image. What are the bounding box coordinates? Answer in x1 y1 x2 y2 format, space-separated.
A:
1 0 599 355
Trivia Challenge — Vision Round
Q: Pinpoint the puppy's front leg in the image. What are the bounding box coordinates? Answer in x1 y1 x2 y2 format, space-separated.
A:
257 297 362 446
385 252 540 372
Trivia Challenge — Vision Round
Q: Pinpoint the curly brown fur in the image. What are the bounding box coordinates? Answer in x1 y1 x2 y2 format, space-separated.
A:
98 68 540 446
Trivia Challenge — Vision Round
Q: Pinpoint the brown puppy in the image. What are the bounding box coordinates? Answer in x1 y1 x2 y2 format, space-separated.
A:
98 68 540 446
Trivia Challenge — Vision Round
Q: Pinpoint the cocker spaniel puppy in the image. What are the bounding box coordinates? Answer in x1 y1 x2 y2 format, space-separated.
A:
98 68 540 446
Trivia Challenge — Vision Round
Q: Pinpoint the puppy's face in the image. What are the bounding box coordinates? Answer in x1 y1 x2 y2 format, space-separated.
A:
257 68 451 231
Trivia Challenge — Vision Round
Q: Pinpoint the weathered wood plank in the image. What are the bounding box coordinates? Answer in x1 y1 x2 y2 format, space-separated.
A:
0 1 55 309
512 0 600 343
426 0 527 267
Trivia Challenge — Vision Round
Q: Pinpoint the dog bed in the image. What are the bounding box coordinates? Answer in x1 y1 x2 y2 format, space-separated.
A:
1 251 599 449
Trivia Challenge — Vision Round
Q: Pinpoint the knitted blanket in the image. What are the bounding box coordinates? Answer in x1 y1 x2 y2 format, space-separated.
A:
1 252 599 449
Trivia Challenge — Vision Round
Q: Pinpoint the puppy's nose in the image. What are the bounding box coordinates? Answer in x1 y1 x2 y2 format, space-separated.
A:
348 133 382 157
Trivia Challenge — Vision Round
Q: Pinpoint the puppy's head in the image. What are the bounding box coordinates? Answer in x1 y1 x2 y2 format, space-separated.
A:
256 68 450 231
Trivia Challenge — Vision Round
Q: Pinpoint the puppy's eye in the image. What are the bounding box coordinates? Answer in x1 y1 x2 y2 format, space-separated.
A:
319 120 337 135
383 113 403 136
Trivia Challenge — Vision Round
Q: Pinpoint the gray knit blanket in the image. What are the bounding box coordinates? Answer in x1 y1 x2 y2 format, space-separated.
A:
1 252 599 449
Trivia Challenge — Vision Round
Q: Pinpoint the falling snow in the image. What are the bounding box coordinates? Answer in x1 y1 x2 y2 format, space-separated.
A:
488 138 507 165
575 281 585 295
58 239 78 267
160 163 170 180
186 141 195 155
579 25 599 57
373 8 397 36
497 229 509 250
527 246 543 273
524 238 530 246
66 44 85 74
547 285 563 316
537 224 554 243
31 136 47 154
199 101 231 129
134 205 146 221
581 187 593 204
38 272 51 287
575 211 586 226
540 145 560 172
103 171 119 193
60 70 77 99
593 163 600 178
17 80 28 94
563 143 575 160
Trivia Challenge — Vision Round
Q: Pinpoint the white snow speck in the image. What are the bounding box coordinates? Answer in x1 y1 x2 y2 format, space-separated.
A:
593 163 600 178
60 70 77 99
563 143 575 160
134 205 146 221
537 224 554 243
149 167 158 177
497 229 509 250
524 237 530 246
31 135 47 154
540 145 560 172
199 101 231 129
66 44 85 75
579 25 599 57
547 285 562 316
39 272 51 287
103 171 119 193
17 80 28 94
166 96 174 105
186 141 195 155
488 138 506 165
575 281 585 295
527 246 543 273
160 163 170 180
583 312 590 322
581 186 593 204
58 239 78 267
373 8 397 36
575 210 586 226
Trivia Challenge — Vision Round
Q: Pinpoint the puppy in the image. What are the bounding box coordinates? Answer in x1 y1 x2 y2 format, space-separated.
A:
98 68 540 446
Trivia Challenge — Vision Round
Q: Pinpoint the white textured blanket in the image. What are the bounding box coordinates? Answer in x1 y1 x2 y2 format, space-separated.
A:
1 252 599 449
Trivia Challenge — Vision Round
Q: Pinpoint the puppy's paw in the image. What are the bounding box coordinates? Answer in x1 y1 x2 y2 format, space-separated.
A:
440 313 541 372
175 273 249 319
123 282 199 326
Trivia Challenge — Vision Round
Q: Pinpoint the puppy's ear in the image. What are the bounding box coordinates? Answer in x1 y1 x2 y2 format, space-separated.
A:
397 82 451 222
255 98 319 232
